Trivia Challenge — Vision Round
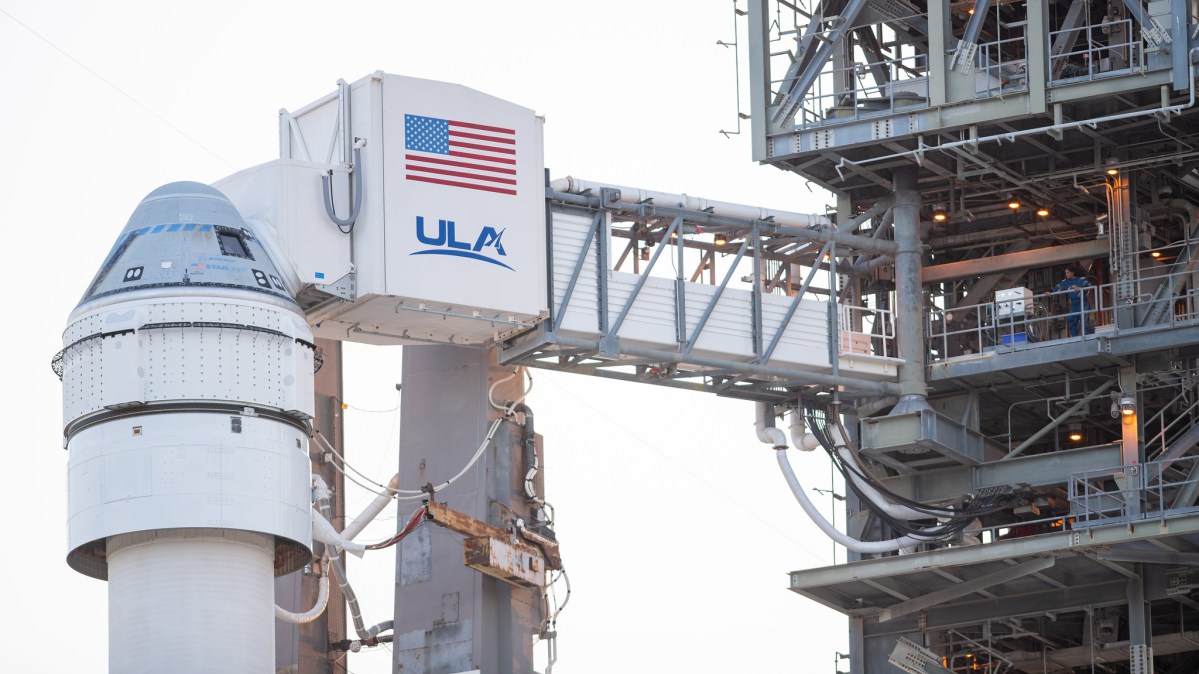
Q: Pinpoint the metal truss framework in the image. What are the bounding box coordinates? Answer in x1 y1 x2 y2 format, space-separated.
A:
739 1 1199 672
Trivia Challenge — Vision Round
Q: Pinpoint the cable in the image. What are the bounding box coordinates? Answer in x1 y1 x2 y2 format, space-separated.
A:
314 431 403 493
798 398 1014 542
0 8 236 170
334 395 400 414
365 505 429 551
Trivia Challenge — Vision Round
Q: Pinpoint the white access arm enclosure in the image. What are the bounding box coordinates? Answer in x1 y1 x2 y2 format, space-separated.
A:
216 72 549 346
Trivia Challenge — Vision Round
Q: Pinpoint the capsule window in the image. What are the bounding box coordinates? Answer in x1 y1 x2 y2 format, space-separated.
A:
215 227 254 260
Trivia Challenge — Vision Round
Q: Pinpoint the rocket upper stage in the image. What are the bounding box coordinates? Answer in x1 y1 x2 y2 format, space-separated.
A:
75 181 297 315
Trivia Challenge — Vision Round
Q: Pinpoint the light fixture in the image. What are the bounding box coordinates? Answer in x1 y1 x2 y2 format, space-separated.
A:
1007 198 1021 210
714 233 728 247
1036 207 1050 217
1105 160 1120 176
1067 423 1083 442
1151 250 1162 258
932 204 948 222
1120 396 1136 417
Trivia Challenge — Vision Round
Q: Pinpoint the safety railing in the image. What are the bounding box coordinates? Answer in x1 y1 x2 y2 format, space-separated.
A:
839 304 895 359
1069 455 1199 527
927 266 1199 361
1146 394 1199 461
1048 18 1146 87
785 54 929 128
973 35 1027 99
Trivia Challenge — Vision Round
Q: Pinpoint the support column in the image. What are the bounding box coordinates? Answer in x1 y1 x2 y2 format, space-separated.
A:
890 166 929 413
275 338 346 674
1120 365 1144 518
393 345 540 674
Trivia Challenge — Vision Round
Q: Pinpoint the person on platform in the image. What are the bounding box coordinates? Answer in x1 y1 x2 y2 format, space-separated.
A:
1052 263 1093 336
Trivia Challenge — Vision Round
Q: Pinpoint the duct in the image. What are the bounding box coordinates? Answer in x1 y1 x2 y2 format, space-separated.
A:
549 176 832 228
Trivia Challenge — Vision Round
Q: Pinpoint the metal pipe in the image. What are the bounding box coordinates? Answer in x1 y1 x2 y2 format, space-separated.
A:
550 176 832 228
890 166 929 412
549 188 897 254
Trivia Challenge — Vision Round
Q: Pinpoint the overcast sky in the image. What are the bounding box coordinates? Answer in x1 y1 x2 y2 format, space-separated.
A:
3 2 851 672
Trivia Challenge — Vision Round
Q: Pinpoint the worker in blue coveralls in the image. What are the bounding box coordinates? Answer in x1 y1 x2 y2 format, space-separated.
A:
1053 263 1093 336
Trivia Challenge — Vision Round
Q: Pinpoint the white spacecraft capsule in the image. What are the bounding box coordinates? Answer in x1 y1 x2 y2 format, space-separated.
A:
55 182 315 672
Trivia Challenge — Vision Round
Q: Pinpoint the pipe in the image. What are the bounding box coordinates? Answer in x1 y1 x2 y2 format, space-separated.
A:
775 448 926 553
343 473 400 541
788 411 821 451
550 176 832 229
755 402 788 448
890 166 930 413
274 563 330 624
312 506 365 557
313 476 374 640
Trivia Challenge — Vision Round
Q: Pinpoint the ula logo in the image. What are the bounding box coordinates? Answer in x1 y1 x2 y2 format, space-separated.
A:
411 216 513 271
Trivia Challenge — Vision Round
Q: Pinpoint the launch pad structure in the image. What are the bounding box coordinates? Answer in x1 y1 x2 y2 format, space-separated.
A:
52 1 1199 673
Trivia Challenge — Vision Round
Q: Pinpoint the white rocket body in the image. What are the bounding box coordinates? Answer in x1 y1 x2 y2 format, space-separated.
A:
57 182 315 672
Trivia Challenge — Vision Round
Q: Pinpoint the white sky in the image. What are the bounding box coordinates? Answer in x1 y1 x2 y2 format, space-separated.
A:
3 2 852 671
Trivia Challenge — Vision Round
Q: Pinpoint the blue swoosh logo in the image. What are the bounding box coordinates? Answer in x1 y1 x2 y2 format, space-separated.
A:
410 249 515 271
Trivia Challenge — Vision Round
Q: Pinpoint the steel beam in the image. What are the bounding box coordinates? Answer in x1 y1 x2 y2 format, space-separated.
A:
920 239 1107 281
877 557 1056 622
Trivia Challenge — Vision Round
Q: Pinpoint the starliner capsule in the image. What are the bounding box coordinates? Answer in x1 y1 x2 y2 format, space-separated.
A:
55 182 316 672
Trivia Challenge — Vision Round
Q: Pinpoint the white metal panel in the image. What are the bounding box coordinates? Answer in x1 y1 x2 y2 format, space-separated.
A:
107 530 275 673
214 159 354 288
380 74 547 318
549 211 896 379
67 413 312 570
62 297 316 424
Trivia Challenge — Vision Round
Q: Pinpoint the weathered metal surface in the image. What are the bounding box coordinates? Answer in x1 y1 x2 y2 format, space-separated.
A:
426 501 563 571
463 536 545 588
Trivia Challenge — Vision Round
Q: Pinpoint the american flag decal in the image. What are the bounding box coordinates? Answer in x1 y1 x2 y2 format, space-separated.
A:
404 114 517 196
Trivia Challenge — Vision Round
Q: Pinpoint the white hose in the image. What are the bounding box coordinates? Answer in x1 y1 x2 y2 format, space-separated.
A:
275 567 330 624
311 507 365 558
775 447 926 553
343 474 400 541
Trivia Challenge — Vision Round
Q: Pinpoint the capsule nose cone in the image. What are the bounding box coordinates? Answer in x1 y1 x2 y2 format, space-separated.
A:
140 181 231 204
73 181 297 311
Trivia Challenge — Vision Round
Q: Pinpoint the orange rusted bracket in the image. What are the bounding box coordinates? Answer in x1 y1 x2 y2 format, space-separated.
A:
424 502 563 589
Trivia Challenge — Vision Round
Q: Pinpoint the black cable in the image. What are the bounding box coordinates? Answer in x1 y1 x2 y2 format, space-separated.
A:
798 398 1016 540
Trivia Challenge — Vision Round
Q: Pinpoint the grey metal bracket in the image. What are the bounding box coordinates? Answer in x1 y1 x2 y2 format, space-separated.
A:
315 269 357 301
